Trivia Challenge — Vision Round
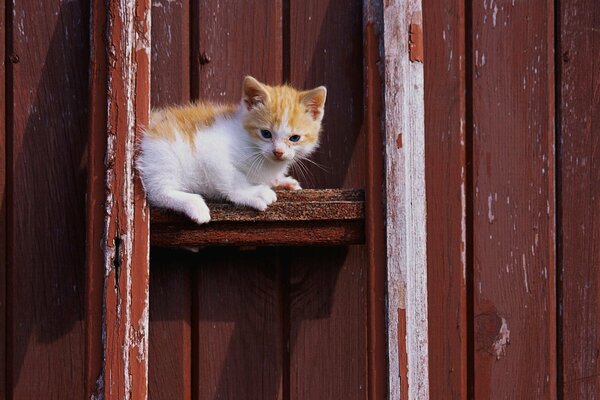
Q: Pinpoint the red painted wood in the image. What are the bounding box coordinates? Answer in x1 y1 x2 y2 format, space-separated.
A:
192 2 284 398
86 0 108 397
423 0 468 397
195 249 285 400
8 0 88 397
364 14 388 400
288 2 367 399
558 0 600 397
0 0 5 397
148 1 192 398
471 1 556 397
149 251 192 400
99 0 151 397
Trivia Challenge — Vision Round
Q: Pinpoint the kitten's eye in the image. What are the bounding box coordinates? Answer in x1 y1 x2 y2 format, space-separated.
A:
260 129 272 139
289 135 301 142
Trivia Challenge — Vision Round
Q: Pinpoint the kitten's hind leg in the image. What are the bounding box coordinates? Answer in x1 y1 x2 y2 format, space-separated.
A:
151 189 211 224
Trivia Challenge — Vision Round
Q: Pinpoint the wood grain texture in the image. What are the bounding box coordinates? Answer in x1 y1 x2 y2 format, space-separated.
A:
8 0 88 397
0 0 5 397
288 247 368 400
86 0 107 397
288 2 368 399
148 1 192 398
195 248 284 400
148 250 192 400
423 0 468 397
100 0 151 398
192 2 284 398
558 0 600 397
471 0 556 397
289 0 365 189
194 0 282 102
383 1 429 398
364 2 388 398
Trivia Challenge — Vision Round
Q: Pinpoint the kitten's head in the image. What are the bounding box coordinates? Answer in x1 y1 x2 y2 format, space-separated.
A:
241 76 326 163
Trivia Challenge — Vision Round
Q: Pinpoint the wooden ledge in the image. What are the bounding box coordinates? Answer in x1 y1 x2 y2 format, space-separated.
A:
150 189 365 247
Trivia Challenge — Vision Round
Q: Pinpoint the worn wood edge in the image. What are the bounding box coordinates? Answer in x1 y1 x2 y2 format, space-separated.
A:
86 1 108 398
151 189 364 224
151 220 365 247
363 1 389 399
0 0 5 397
101 1 151 399
384 0 429 399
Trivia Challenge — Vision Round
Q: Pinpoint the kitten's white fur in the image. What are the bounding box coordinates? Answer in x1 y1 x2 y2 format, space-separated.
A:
136 103 315 224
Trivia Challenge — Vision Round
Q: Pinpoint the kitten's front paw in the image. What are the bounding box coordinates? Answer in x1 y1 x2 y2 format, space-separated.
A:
272 176 302 190
230 185 277 211
184 199 211 224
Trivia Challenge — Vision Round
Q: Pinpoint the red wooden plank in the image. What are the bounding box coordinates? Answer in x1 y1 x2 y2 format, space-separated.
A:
149 251 192 400
423 0 468 397
558 0 600 397
195 249 285 400
364 6 388 400
8 0 88 397
86 0 108 397
192 1 284 398
98 0 151 397
471 1 556 397
148 1 192 398
195 0 282 102
288 1 367 399
0 0 5 397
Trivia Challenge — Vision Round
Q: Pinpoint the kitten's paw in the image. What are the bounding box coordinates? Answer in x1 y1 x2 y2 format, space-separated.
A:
229 185 277 211
183 198 211 224
272 176 301 190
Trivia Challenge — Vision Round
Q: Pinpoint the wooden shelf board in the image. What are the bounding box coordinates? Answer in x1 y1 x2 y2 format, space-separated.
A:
150 189 365 247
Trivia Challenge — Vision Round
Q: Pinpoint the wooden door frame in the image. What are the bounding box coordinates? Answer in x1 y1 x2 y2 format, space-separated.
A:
84 0 429 399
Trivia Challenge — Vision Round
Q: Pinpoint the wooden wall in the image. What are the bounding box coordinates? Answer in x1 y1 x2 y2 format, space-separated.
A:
0 0 598 398
424 0 600 398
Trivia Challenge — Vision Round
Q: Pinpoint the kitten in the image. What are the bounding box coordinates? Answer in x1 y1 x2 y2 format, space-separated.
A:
136 76 327 224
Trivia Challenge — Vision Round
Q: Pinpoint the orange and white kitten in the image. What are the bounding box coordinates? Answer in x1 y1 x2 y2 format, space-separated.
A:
136 76 326 224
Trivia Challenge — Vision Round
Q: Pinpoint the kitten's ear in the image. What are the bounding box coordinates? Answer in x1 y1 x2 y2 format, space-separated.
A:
301 86 327 121
242 76 270 111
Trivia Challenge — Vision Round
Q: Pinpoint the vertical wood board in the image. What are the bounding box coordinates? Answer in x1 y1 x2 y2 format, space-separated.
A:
383 0 429 398
148 1 192 398
471 0 556 397
8 0 88 397
288 2 368 399
422 0 468 398
558 0 600 397
100 0 151 398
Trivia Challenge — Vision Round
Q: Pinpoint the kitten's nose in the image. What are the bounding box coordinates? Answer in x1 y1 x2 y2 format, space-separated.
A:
273 150 284 159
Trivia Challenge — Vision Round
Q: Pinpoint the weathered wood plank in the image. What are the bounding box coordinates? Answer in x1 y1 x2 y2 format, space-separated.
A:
148 0 192 398
99 0 151 398
86 0 108 397
288 1 368 399
192 2 284 398
471 0 556 397
9 0 88 397
364 2 388 399
148 250 192 400
383 0 429 398
194 248 284 400
558 0 600 397
422 0 468 397
0 0 5 396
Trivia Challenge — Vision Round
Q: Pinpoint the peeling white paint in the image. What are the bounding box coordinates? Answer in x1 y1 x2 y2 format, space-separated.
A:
493 317 510 359
384 1 429 398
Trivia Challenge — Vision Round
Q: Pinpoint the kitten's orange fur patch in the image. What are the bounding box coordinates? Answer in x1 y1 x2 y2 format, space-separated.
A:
146 102 237 143
243 84 324 145
145 78 325 150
